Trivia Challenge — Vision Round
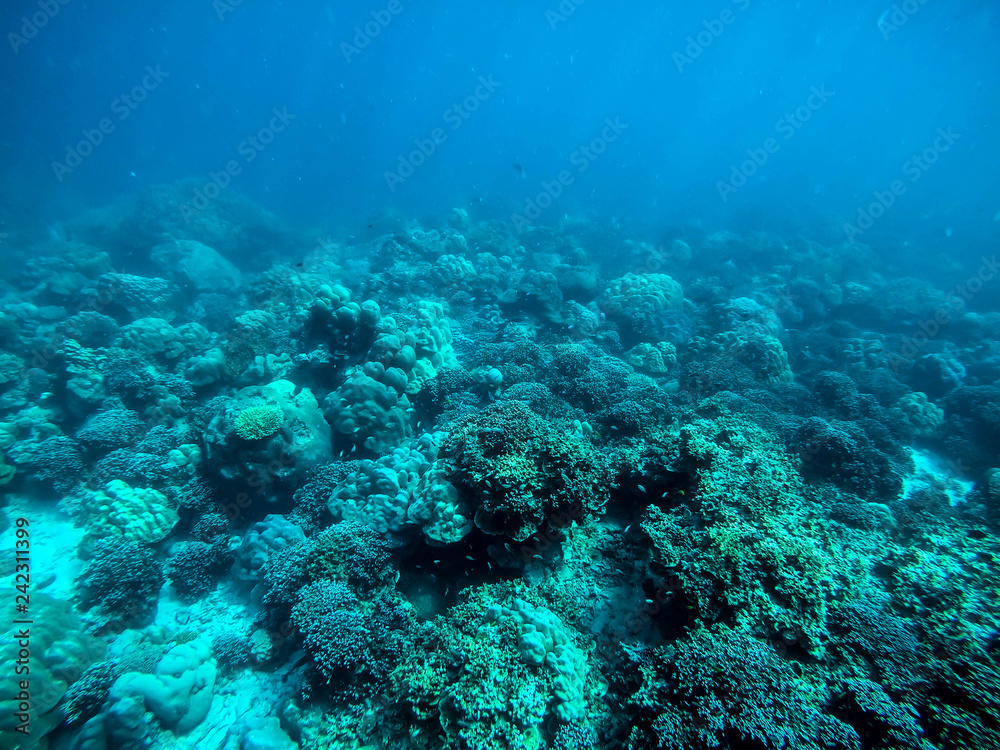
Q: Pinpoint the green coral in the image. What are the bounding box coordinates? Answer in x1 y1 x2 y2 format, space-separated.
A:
234 403 284 440
443 401 610 541
391 583 603 749
638 401 833 655
61 661 117 725
83 479 178 545
284 699 385 750
620 625 835 749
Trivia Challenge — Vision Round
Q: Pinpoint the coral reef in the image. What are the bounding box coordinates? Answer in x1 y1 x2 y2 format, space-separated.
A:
2 192 997 750
443 400 609 541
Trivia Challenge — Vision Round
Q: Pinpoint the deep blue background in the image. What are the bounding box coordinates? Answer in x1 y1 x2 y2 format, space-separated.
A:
1 0 997 261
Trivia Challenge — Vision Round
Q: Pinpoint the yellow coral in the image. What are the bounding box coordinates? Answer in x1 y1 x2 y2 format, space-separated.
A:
85 480 178 544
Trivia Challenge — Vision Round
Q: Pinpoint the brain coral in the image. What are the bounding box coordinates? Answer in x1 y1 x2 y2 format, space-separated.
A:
599 273 688 346
408 461 472 545
600 272 686 317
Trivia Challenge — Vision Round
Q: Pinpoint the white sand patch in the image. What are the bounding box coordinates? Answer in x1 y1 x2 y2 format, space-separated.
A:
1 493 85 599
903 446 975 507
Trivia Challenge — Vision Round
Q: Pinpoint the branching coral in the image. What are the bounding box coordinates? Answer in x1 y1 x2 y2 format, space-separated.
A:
443 400 609 541
77 538 164 626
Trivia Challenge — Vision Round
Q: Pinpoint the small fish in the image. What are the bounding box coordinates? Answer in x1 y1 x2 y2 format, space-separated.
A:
624 524 632 534
638 484 647 493
512 162 527 179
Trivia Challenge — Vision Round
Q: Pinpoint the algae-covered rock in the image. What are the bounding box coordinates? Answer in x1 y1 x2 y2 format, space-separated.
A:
204 379 332 495
151 239 241 293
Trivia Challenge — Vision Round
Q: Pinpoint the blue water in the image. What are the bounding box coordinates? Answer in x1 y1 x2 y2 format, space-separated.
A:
4 1 997 251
